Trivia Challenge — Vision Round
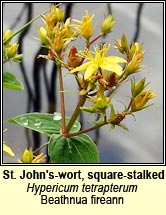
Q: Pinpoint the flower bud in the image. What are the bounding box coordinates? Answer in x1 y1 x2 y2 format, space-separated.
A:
73 10 94 40
95 97 110 110
91 89 110 111
7 43 19 58
37 27 50 46
125 55 140 76
121 34 130 54
82 10 94 40
114 38 124 54
3 29 13 44
53 5 64 22
52 35 64 53
45 5 64 29
21 148 33 163
131 89 156 112
101 15 115 35
130 42 144 60
131 78 146 97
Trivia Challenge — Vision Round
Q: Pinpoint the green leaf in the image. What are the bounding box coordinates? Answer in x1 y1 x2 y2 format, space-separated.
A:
91 114 105 125
48 133 100 163
3 72 23 90
118 123 129 131
110 104 115 118
6 113 81 137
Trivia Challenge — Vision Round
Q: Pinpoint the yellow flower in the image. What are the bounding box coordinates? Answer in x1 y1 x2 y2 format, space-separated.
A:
72 10 94 40
70 44 126 80
131 89 156 112
38 17 77 58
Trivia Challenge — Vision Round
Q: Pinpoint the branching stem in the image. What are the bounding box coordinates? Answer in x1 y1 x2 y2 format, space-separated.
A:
57 64 66 133
65 95 86 133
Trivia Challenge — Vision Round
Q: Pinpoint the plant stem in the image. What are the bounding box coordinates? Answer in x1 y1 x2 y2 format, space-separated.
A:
65 95 86 133
33 142 49 154
65 109 131 138
57 64 66 133
87 33 103 49
65 122 106 138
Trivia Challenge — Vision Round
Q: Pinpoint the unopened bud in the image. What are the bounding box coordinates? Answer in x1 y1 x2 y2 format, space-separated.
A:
53 5 64 22
21 148 33 163
125 56 140 75
131 89 156 112
121 34 130 54
52 35 64 53
95 97 110 110
130 42 144 60
80 10 94 40
7 43 19 58
37 27 50 46
101 15 115 35
131 78 146 97
3 29 13 44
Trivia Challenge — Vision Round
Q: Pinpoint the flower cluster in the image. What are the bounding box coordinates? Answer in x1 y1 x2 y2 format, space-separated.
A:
3 4 157 164
37 5 78 59
37 5 156 130
3 29 23 63
115 34 144 77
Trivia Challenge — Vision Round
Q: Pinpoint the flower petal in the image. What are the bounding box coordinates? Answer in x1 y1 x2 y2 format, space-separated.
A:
101 63 124 76
106 56 126 63
70 61 91 73
3 143 15 157
84 63 98 80
100 56 126 76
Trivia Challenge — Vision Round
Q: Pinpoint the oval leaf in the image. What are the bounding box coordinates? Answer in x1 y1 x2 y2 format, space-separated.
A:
48 133 100 163
3 72 24 90
6 113 81 136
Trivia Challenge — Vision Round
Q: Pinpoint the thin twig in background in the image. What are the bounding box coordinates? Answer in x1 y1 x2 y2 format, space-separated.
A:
107 2 112 15
17 3 34 113
132 3 144 43
17 3 34 148
10 4 26 30
94 3 113 145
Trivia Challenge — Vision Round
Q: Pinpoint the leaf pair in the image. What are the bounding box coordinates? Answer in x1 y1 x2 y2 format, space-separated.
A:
7 113 100 163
